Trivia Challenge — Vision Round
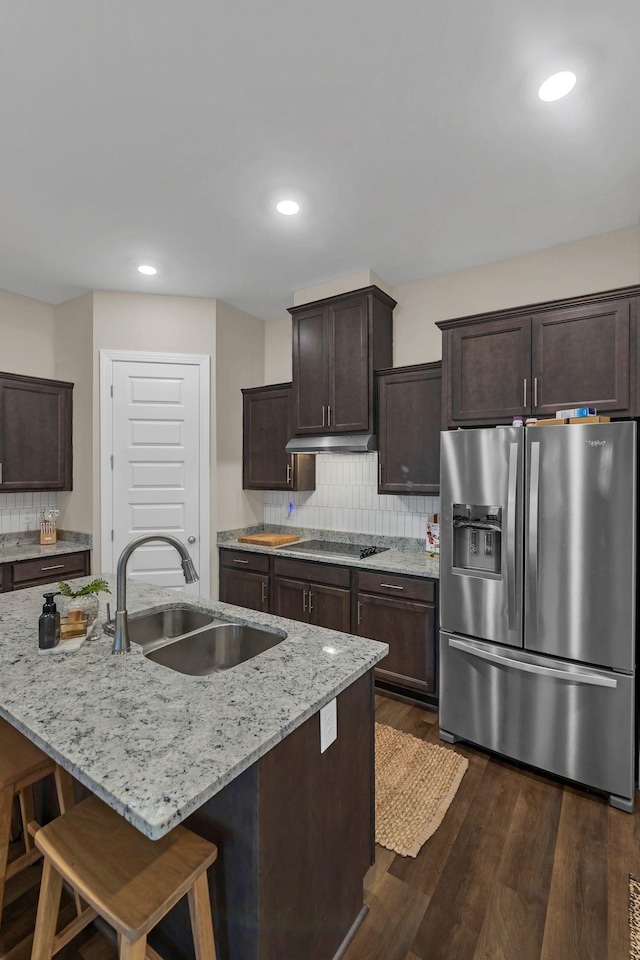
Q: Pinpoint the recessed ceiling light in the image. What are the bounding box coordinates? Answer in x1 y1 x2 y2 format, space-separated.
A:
138 264 158 276
538 71 577 102
276 200 300 216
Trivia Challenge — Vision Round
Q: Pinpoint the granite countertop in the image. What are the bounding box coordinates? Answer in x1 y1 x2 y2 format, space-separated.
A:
0 540 91 564
218 536 440 579
0 576 387 840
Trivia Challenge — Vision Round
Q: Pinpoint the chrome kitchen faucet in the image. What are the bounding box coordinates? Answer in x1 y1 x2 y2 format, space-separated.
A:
105 535 199 654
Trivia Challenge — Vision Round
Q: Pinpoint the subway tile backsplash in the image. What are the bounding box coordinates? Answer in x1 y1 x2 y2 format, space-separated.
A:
0 492 58 534
264 453 440 540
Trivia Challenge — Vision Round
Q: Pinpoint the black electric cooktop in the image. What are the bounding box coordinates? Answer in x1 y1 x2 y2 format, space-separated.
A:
279 539 389 560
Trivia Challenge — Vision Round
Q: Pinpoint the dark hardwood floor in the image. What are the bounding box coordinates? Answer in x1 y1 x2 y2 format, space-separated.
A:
1 694 638 960
344 694 640 960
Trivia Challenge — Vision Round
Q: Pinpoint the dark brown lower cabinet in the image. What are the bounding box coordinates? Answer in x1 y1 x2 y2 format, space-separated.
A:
272 557 351 632
310 581 351 632
160 671 374 960
220 568 269 613
219 549 269 613
220 550 270 613
219 547 438 703
355 571 437 696
273 575 351 632
273 575 307 621
2 550 91 592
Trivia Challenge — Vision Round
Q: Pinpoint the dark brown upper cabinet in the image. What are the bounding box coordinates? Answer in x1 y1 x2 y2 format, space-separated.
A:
448 316 532 423
377 362 442 495
531 298 632 417
0 372 73 491
242 382 316 491
438 286 639 427
290 286 395 435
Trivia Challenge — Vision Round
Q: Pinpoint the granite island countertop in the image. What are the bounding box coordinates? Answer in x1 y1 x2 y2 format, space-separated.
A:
0 576 387 840
0 539 91 564
218 536 440 579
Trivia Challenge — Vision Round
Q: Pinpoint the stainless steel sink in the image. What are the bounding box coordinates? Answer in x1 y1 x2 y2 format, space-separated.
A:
127 606 216 651
145 623 285 676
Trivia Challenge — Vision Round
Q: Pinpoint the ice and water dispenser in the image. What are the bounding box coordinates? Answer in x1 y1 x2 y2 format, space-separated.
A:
452 504 502 575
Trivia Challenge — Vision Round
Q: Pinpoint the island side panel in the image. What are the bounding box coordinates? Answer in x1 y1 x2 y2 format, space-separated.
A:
258 669 374 960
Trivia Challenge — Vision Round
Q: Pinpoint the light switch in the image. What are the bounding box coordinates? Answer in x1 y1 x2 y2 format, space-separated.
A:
320 698 337 753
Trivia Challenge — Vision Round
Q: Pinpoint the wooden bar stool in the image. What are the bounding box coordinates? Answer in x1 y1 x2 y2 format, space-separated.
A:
0 717 75 923
31 794 218 960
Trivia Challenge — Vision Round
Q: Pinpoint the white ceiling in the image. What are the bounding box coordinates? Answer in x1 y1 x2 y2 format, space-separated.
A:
1 0 639 318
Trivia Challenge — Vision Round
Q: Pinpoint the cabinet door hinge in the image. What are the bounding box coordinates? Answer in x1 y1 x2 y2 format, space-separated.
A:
110 385 113 398
111 529 114 541
110 455 114 470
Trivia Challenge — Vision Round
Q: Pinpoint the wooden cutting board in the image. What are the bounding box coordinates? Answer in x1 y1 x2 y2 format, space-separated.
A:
238 533 301 547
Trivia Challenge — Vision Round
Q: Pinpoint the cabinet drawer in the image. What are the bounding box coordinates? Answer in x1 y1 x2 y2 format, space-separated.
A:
12 551 88 587
220 548 270 574
273 557 350 588
357 570 434 603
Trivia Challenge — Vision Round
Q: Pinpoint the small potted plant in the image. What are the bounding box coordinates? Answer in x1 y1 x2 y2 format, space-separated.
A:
58 578 111 640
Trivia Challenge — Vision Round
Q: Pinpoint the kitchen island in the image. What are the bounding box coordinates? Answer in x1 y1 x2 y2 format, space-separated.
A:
0 577 388 960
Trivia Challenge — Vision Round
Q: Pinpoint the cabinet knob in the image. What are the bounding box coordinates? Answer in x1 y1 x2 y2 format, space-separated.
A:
188 536 196 544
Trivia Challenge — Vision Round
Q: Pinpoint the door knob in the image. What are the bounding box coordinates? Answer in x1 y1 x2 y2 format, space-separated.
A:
188 536 196 544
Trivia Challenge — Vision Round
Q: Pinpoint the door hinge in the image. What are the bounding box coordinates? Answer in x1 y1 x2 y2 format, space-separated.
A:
111 529 114 541
110 455 114 470
110 385 113 398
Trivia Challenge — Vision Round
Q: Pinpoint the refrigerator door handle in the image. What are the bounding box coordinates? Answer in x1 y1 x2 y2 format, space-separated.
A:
448 637 618 688
528 441 541 643
506 442 519 631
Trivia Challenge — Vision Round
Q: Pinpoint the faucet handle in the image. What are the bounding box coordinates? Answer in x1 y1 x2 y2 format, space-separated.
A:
103 602 115 636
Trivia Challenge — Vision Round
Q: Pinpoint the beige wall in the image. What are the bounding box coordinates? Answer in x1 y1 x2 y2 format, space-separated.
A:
54 293 94 535
265 225 640 375
292 269 392 306
0 288 56 378
393 224 640 366
264 314 292 384
215 301 265 533
91 292 217 593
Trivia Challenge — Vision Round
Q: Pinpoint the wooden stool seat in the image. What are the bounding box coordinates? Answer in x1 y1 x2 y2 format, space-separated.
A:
0 718 76 926
32 795 218 960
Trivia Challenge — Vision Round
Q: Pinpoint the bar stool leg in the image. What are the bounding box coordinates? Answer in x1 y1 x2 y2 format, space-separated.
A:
53 769 75 816
0 784 13 919
187 873 217 960
31 858 63 960
119 934 147 960
18 785 37 853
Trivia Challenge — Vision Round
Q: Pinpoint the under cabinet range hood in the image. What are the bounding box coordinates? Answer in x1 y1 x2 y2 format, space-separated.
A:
285 433 377 454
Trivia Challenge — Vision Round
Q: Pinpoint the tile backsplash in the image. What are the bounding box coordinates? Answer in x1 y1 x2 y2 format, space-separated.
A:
264 453 440 540
0 492 58 534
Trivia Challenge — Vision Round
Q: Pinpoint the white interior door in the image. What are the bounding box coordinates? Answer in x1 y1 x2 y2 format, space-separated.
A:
102 353 210 596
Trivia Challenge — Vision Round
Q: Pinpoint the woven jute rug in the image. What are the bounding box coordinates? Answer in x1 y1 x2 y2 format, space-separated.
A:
630 875 640 959
375 722 469 858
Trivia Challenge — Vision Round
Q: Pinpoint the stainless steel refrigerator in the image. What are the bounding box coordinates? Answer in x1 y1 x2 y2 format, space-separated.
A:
439 421 637 811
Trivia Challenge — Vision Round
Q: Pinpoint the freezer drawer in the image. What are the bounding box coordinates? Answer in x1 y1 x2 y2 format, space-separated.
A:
439 631 635 805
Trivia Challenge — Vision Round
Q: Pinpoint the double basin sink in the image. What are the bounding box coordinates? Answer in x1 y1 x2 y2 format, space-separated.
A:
127 606 285 676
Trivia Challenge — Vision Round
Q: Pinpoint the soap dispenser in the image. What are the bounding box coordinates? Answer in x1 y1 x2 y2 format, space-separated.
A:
39 592 61 649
